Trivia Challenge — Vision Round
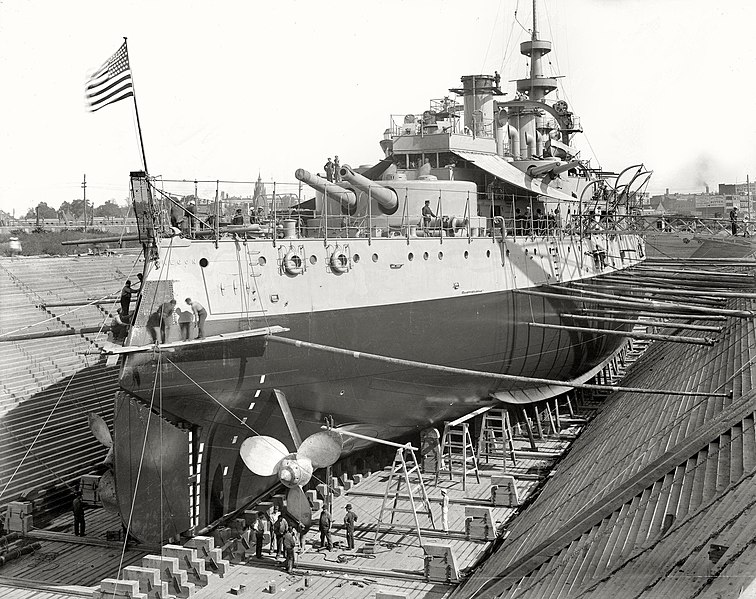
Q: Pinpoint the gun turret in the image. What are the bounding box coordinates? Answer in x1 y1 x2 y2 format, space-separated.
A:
295 169 356 211
339 165 398 214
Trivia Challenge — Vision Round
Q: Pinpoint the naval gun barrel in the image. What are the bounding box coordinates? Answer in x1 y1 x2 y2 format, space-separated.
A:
528 160 581 178
339 165 398 213
295 169 356 211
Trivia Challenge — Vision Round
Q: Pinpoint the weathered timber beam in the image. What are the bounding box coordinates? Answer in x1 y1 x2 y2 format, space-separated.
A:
528 322 713 346
265 335 730 397
516 289 754 318
561 314 723 332
0 326 111 342
575 308 727 321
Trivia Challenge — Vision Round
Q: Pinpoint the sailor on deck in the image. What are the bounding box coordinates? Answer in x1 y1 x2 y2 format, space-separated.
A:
324 158 335 182
422 200 436 230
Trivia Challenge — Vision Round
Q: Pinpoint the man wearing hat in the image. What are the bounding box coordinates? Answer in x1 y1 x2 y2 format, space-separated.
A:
343 504 357 550
730 205 739 235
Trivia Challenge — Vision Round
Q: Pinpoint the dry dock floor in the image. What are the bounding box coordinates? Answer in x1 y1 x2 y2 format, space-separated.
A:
0 431 580 599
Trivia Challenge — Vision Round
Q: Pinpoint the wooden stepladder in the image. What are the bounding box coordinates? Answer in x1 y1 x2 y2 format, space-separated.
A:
375 445 435 547
477 408 517 470
436 416 481 491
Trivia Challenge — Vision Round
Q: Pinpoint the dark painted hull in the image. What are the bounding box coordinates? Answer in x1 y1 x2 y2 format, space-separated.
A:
114 283 626 542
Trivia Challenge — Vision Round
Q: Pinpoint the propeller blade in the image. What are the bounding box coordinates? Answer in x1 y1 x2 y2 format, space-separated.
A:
286 485 313 529
272 389 303 449
298 430 343 469
98 469 119 514
88 413 113 448
239 436 289 476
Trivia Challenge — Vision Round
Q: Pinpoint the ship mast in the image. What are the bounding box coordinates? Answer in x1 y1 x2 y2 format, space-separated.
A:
517 0 557 102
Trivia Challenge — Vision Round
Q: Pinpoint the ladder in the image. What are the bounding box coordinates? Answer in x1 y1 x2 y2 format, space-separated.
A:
437 420 480 491
477 408 517 470
375 446 435 547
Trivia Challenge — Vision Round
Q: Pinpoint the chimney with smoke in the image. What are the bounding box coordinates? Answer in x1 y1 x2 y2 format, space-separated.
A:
705 183 709 194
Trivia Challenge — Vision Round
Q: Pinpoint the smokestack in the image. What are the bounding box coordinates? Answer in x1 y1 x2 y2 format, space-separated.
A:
705 183 709 194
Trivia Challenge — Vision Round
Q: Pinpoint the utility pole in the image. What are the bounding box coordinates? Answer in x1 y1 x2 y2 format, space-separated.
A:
747 174 751 221
82 174 87 233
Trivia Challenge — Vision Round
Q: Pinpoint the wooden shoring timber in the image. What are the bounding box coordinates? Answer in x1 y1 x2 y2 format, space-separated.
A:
528 322 714 346
572 281 756 301
623 271 756 282
561 285 724 308
0 325 112 342
514 289 754 319
560 314 723 333
266 335 731 397
574 308 728 321
630 266 756 278
603 275 756 292
642 257 756 264
39 299 117 307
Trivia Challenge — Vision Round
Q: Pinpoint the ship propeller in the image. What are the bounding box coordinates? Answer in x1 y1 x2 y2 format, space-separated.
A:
240 430 343 528
88 412 114 466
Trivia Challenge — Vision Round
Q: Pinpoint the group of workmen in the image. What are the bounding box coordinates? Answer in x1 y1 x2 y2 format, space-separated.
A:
113 276 208 345
251 503 357 573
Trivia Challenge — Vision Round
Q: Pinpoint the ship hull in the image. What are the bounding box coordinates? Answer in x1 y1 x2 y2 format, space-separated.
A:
115 276 629 542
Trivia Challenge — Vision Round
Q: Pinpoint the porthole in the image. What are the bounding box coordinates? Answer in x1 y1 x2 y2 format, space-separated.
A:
486 250 491 258
353 254 360 263
464 251 469 259
525 249 529 255
423 252 429 260
309 255 317 265
372 253 379 263
506 249 510 256
438 252 444 260
408 252 414 261
199 258 209 268
534 248 538 255
257 257 266 266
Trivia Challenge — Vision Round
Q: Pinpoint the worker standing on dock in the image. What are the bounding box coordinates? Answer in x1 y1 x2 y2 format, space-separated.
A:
254 512 267 559
343 504 357 550
273 513 288 559
282 527 296 573
730 206 739 235
318 507 333 550
72 491 85 537
440 489 449 532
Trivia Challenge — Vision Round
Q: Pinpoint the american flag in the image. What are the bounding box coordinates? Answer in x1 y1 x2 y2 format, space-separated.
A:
85 42 133 112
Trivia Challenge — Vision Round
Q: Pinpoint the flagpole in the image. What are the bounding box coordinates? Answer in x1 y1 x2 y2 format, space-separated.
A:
123 37 149 174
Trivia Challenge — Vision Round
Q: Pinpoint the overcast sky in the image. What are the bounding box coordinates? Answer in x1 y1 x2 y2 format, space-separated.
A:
1 0 755 216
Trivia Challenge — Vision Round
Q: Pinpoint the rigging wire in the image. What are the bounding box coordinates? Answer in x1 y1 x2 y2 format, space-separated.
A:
480 0 504 73
114 351 162 583
0 368 80 499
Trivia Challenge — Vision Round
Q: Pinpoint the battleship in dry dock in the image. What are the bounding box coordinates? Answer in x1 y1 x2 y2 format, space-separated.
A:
106 5 651 544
